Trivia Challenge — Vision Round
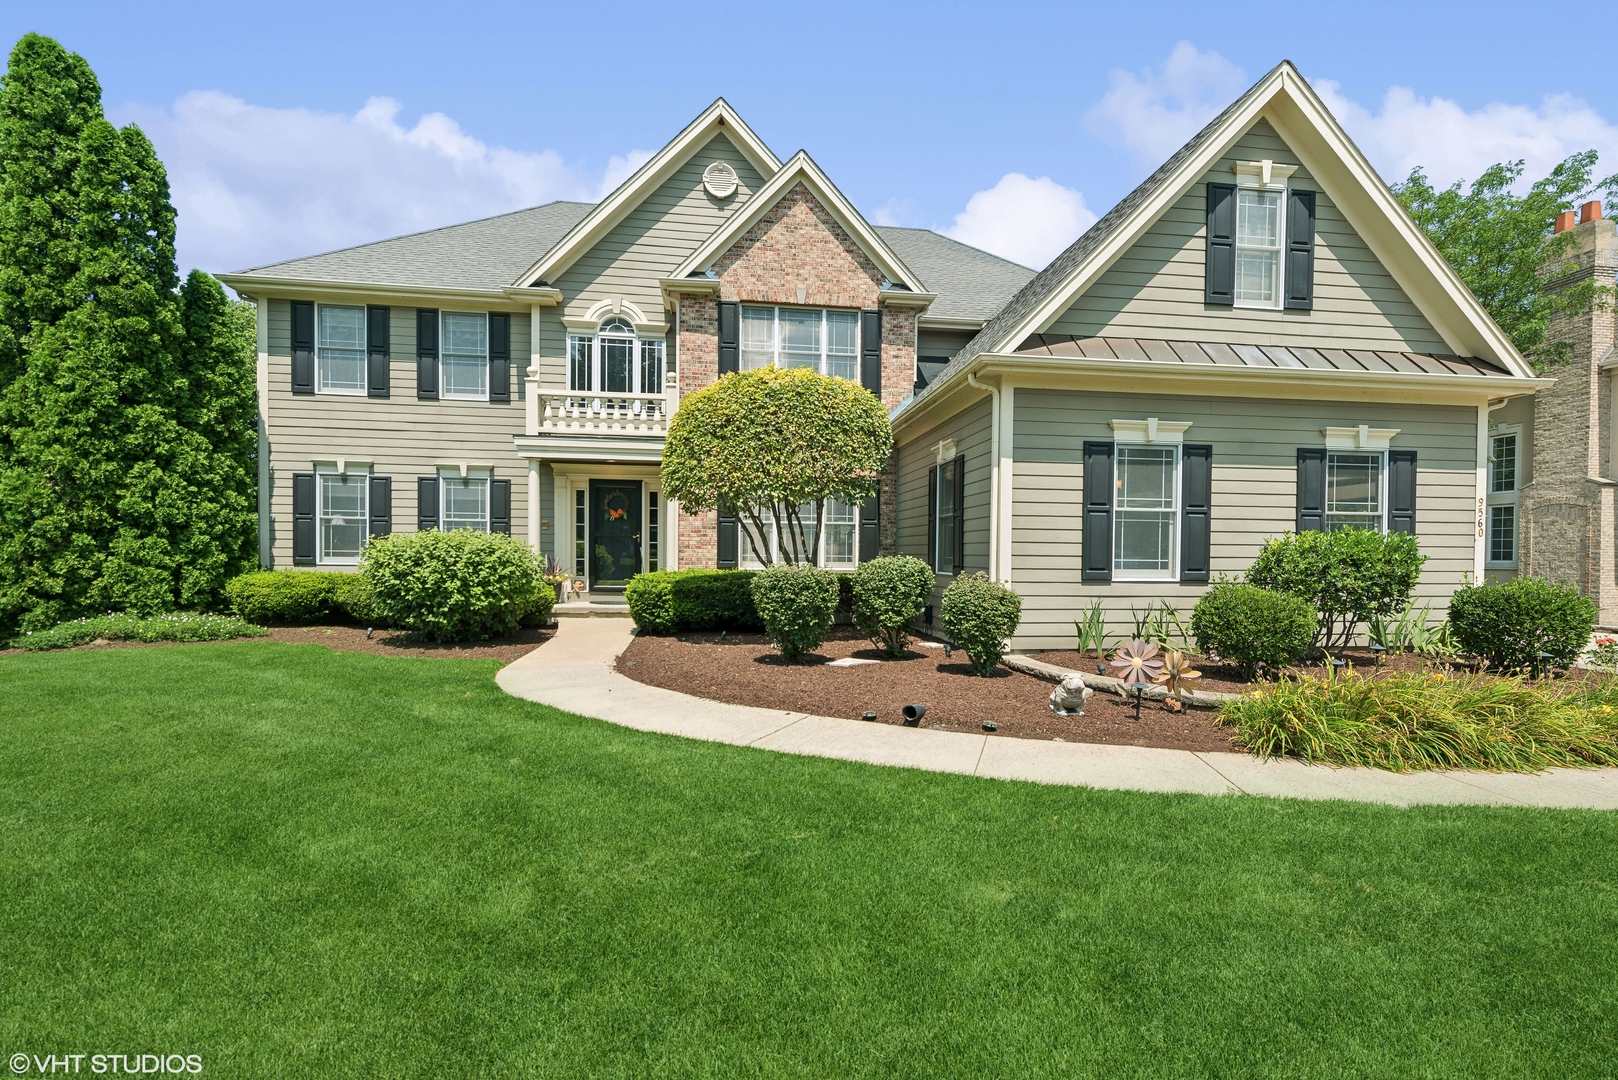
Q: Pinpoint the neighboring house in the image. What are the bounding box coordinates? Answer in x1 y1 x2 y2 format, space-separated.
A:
219 61 1544 648
1487 200 1617 626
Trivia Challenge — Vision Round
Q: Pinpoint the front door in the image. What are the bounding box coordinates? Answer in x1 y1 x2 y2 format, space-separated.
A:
589 480 643 591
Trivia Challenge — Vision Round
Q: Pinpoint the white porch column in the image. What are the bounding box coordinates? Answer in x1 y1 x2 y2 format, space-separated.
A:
997 382 1015 584
527 458 542 553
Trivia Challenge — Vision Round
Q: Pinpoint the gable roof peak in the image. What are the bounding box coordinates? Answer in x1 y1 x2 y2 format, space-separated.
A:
513 98 781 288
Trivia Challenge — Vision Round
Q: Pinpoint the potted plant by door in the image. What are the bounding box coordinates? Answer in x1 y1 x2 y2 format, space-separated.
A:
542 555 570 603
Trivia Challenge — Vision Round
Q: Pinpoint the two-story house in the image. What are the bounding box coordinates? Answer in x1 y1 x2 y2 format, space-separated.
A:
220 61 1544 648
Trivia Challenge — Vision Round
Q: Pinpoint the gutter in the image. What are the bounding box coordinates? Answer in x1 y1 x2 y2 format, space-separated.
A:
965 371 1003 583
216 273 563 307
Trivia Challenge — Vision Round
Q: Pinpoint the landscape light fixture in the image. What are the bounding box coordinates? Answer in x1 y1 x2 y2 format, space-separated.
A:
982 721 998 732
861 711 877 722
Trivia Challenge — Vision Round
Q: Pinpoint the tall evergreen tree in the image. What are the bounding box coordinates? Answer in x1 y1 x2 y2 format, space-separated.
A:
0 34 256 635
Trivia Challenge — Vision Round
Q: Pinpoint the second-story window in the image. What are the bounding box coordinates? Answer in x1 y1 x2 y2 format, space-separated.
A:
317 304 367 394
567 317 664 394
441 312 488 399
1234 189 1284 308
740 306 859 380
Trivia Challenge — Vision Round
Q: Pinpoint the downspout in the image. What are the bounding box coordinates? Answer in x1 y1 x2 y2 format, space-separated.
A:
966 370 1001 582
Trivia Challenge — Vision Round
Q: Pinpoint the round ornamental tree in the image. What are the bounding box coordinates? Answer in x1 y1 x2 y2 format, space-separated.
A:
661 366 892 566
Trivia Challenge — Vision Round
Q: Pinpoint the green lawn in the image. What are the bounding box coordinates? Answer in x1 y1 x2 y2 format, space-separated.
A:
2 644 1615 1078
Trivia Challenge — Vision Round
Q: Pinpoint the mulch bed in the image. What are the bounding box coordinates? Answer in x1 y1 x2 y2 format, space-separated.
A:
616 626 1239 752
1 624 553 663
1033 645 1442 695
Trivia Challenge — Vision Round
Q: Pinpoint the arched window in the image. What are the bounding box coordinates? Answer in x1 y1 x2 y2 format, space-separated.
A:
568 317 664 395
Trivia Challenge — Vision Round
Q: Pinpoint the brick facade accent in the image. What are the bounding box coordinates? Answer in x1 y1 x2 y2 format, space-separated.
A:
673 182 919 569
1522 216 1618 623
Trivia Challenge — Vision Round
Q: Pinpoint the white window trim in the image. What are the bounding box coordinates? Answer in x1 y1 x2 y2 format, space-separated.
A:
1232 183 1287 312
566 321 665 395
440 310 490 401
315 463 370 565
738 305 861 380
739 500 863 571
437 468 492 533
1323 425 1401 451
315 302 367 397
1486 424 1522 568
932 459 961 576
1325 449 1389 533
1109 418 1193 445
1112 444 1181 583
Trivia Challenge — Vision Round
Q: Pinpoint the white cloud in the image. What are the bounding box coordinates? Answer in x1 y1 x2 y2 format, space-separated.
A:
1085 42 1247 169
1315 81 1618 190
122 91 652 275
944 173 1097 270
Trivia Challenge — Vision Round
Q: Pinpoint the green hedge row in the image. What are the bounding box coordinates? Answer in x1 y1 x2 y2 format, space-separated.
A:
224 570 382 625
624 570 762 634
9 613 266 651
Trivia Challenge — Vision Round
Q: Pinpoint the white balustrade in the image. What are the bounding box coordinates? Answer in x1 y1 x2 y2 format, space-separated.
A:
536 390 670 436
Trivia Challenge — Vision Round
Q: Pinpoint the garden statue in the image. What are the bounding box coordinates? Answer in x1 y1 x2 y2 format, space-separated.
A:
1049 673 1092 715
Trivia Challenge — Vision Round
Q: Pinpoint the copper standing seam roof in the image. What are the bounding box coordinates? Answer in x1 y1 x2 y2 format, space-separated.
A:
1013 335 1513 378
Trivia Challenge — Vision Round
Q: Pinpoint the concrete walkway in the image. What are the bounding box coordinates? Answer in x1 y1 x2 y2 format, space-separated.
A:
495 619 1618 810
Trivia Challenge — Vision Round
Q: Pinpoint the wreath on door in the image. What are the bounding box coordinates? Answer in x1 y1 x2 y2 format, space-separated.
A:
604 490 629 521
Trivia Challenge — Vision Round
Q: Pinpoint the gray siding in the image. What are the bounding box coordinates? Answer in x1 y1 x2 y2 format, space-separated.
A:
1006 389 1478 649
917 327 974 358
537 133 768 387
1047 121 1451 354
895 398 994 616
261 300 533 569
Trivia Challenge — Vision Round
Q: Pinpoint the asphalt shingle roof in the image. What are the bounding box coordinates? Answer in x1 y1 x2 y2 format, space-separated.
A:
873 227 1035 322
230 201 596 290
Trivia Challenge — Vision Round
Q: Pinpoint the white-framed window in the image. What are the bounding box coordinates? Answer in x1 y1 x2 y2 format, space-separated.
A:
739 305 860 381
317 467 368 563
738 500 861 570
566 317 664 394
1326 451 1386 532
441 473 490 532
1113 446 1179 579
316 304 367 394
1234 188 1284 308
932 458 961 574
1487 427 1520 566
441 312 488 399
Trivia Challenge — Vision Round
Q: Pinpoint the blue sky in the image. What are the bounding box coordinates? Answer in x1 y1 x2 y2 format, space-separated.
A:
8 1 1614 276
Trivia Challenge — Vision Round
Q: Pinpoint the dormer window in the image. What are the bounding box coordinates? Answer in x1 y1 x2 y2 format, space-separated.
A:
568 317 664 395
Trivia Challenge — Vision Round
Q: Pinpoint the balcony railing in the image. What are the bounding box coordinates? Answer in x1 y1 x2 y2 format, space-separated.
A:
532 390 670 437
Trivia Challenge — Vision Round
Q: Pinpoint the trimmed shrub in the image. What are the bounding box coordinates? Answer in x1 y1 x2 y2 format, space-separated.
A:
1247 528 1425 651
361 530 542 643
520 585 556 629
225 570 341 624
1448 576 1597 672
749 564 840 661
1218 671 1618 771
331 574 385 626
9 613 266 652
624 570 760 634
851 555 934 657
1191 583 1317 676
940 573 1022 676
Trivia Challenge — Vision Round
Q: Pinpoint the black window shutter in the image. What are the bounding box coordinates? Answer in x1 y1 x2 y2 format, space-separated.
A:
952 456 966 574
860 309 882 397
291 301 315 394
489 313 511 403
717 301 739 375
1296 448 1327 532
417 476 439 532
859 493 879 563
1180 444 1212 583
1205 183 1236 306
490 478 511 533
292 472 317 564
1082 441 1114 581
416 309 439 400
927 465 938 571
1285 189 1316 310
367 305 390 397
1388 450 1417 534
716 505 738 568
369 475 392 538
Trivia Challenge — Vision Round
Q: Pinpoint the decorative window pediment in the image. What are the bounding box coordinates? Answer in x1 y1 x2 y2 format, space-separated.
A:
1109 418 1193 445
1323 425 1400 451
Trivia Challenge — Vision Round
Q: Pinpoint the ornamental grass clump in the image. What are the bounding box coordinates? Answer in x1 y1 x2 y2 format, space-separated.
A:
749 564 841 661
10 613 265 651
1218 669 1618 772
851 556 934 657
362 530 545 643
940 573 1022 675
